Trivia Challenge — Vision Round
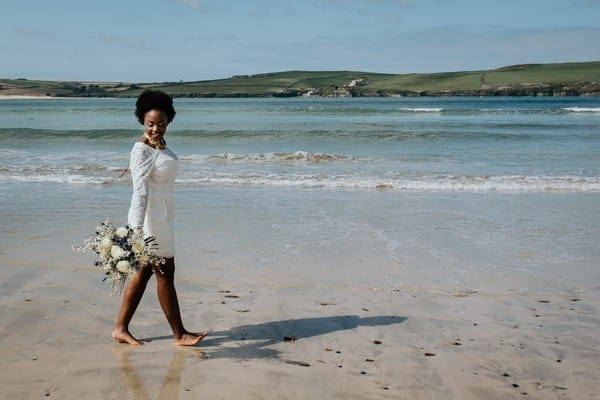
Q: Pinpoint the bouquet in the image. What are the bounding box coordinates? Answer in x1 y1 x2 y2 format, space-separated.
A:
74 221 165 296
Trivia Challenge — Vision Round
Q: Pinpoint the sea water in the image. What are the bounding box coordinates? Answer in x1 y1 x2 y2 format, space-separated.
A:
1 97 599 292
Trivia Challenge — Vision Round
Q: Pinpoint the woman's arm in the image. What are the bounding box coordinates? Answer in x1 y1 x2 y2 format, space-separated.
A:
127 145 155 230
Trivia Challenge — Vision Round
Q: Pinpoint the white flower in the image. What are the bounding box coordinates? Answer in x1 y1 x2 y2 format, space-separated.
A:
116 226 129 238
132 239 145 253
103 264 113 273
116 260 131 273
100 237 113 247
111 245 126 259
100 246 111 259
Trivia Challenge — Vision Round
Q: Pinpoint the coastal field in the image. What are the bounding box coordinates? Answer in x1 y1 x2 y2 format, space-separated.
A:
1 61 599 98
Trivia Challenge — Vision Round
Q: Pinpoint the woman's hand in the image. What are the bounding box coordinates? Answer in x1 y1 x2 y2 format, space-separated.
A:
116 168 129 178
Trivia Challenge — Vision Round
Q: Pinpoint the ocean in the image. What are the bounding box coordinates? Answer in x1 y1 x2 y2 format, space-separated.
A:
1 97 599 293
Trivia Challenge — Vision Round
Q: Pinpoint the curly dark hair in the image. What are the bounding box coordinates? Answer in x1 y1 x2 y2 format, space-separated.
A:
134 90 176 124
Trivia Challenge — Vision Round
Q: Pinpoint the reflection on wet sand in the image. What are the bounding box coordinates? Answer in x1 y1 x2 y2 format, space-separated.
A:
113 346 206 400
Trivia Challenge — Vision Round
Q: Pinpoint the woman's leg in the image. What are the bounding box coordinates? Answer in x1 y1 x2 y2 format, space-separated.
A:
112 264 154 345
155 257 207 346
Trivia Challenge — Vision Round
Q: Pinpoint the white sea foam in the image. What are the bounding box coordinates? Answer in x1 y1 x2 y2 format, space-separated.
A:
0 173 118 184
561 107 600 113
398 107 444 112
2 166 599 192
181 151 354 164
176 174 600 192
0 149 127 165
3 144 599 192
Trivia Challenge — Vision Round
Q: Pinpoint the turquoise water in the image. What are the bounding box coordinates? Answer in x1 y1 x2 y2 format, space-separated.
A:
1 97 599 291
2 97 599 190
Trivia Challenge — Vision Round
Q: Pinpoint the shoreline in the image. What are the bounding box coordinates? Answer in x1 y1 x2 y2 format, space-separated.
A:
0 95 59 100
2 93 599 100
0 95 115 100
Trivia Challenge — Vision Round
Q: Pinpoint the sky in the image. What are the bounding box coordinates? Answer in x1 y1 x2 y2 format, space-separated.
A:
2 0 600 82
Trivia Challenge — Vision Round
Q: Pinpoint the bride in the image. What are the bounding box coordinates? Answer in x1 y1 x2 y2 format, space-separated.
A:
112 90 207 346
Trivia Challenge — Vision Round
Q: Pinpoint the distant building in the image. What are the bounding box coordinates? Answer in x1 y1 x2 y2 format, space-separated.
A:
348 78 365 87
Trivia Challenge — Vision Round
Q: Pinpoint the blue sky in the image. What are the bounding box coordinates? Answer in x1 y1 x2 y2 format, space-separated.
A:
2 0 599 82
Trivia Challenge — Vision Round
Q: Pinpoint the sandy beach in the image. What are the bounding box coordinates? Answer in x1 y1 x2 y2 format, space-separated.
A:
1 255 598 399
0 95 58 100
0 95 98 100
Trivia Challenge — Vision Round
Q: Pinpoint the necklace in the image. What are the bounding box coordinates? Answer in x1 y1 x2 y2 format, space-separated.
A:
144 135 166 150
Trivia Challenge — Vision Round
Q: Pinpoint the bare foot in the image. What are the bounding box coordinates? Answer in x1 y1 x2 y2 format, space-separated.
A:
174 331 208 346
112 328 144 346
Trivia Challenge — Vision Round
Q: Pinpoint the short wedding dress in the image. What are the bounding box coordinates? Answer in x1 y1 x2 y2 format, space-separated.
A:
127 142 179 257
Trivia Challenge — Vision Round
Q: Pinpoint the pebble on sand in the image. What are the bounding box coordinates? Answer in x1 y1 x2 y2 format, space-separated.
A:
285 360 310 367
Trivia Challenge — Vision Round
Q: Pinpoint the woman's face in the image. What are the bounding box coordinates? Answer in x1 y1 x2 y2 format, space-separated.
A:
143 109 168 142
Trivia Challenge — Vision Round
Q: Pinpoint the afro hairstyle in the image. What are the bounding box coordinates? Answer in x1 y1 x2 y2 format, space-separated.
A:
135 90 176 124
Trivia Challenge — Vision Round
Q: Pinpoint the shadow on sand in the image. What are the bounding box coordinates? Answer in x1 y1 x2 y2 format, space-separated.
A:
143 314 407 360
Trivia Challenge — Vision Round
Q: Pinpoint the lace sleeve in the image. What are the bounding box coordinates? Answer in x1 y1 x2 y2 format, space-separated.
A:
127 144 155 229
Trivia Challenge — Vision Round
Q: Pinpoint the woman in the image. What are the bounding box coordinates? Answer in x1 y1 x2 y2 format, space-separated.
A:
112 90 207 346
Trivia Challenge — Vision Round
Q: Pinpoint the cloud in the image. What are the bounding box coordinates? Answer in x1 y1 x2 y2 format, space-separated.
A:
320 0 414 5
98 34 156 51
175 0 201 8
184 33 237 42
13 26 56 40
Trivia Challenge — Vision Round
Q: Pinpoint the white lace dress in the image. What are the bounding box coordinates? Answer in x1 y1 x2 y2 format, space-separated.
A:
127 142 179 258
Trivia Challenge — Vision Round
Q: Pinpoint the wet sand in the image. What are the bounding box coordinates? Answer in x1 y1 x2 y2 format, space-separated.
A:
1 261 598 399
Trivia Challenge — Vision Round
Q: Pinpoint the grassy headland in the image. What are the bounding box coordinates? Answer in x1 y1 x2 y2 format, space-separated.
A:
2 61 599 97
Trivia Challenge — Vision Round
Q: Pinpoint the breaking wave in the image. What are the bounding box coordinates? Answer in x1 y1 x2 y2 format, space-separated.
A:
398 107 444 112
561 107 600 113
181 151 354 164
4 170 597 192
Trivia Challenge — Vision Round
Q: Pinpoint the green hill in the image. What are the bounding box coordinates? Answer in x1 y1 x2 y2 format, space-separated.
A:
2 61 599 97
